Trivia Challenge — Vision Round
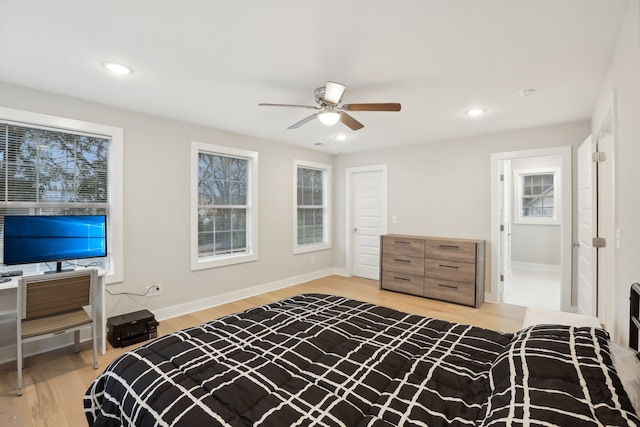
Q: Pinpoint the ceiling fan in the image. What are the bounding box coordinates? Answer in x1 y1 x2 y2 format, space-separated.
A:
259 81 401 131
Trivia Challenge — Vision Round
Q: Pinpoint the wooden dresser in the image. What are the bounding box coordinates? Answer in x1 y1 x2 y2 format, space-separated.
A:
380 234 485 308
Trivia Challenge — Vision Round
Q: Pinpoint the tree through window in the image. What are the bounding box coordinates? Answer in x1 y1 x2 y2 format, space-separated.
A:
191 142 258 270
0 123 110 270
294 159 331 254
197 153 248 256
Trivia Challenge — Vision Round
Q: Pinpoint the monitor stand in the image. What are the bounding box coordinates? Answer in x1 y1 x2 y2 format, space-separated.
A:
44 261 75 274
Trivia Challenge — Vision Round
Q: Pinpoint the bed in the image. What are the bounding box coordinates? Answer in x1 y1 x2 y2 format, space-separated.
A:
84 294 640 426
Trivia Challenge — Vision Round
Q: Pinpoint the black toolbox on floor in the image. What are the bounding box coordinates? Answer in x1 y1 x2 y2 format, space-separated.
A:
107 309 158 348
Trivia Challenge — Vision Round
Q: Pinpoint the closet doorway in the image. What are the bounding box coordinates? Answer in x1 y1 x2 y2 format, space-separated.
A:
490 147 572 312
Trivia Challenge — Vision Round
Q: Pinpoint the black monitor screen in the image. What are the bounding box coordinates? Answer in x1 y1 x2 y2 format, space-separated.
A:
3 215 107 266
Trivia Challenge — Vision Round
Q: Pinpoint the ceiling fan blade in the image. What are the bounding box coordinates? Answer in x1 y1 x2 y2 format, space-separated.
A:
259 103 318 110
288 113 318 129
323 81 346 105
340 113 364 131
342 103 401 112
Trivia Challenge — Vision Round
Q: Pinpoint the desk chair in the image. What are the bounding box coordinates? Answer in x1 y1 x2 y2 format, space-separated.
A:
16 269 98 395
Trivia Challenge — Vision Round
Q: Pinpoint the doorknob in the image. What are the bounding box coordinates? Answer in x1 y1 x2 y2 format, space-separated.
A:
353 228 358 232
573 242 580 247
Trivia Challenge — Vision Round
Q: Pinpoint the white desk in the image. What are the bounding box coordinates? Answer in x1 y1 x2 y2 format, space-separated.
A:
523 306 601 329
0 271 107 359
0 277 19 320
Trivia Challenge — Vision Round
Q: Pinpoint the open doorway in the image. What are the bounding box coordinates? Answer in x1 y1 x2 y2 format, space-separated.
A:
490 147 572 312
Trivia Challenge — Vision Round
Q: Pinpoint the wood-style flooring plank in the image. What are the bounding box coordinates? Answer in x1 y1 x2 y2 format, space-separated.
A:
0 275 525 426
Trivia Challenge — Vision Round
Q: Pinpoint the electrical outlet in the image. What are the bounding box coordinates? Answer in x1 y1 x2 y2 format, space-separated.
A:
310 256 315 265
145 284 162 297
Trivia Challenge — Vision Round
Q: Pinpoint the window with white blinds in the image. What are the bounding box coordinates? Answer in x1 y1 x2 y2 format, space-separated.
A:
294 159 331 254
191 142 258 270
0 122 110 271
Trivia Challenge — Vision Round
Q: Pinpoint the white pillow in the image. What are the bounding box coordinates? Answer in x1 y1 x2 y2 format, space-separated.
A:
609 341 640 415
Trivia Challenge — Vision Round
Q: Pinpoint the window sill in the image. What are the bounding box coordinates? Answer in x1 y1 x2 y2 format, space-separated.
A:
294 243 331 255
514 218 561 226
191 252 258 270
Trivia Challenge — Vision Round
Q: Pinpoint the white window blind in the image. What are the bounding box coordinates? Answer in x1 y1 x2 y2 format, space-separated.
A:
297 167 324 246
0 122 109 268
197 152 248 257
294 159 331 254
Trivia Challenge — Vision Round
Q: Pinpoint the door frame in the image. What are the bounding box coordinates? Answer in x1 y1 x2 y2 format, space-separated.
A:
345 164 388 277
489 146 572 311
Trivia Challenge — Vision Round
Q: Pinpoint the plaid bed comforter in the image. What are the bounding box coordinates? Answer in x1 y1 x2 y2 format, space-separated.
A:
84 294 639 426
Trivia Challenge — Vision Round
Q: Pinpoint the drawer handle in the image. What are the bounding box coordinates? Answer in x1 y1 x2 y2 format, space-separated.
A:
394 259 411 263
438 283 458 290
394 240 411 245
439 264 459 269
439 245 459 250
394 276 410 282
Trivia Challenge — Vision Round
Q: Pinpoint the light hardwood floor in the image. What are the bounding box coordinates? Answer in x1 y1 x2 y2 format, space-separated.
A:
0 275 526 427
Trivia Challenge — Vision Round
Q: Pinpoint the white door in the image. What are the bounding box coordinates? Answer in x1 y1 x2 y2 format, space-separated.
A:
596 123 614 331
349 167 387 280
577 135 597 316
499 160 512 302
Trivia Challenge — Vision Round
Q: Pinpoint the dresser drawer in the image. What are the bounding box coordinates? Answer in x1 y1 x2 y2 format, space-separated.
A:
425 239 477 262
424 258 476 284
424 278 475 306
382 255 424 276
381 271 423 296
382 236 424 258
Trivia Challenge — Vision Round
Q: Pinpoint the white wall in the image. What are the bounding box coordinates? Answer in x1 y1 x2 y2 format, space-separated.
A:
0 82 335 322
333 121 590 294
591 0 640 344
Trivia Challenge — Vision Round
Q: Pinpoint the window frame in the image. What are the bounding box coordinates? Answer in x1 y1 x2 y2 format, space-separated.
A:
293 159 331 254
190 141 258 270
513 167 561 225
0 106 124 284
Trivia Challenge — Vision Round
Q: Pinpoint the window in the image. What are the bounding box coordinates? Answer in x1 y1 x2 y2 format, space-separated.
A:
514 168 560 224
294 160 331 254
191 142 258 270
0 106 123 282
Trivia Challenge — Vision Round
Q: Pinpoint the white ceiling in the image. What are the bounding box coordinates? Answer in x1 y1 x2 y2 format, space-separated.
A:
0 1 630 154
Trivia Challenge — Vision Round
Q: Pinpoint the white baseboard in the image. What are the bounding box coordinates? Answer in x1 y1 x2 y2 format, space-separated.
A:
0 268 341 365
152 268 338 322
511 261 561 273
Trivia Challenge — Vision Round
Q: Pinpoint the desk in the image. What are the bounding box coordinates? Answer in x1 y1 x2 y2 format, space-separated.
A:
523 306 602 329
0 277 18 321
0 271 107 360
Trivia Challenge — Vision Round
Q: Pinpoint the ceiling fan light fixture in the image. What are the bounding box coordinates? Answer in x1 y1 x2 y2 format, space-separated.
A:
318 110 340 126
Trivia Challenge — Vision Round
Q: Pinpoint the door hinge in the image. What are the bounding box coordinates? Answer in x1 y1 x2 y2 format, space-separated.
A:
592 152 606 162
500 174 504 182
593 237 606 248
500 274 504 282
500 224 504 232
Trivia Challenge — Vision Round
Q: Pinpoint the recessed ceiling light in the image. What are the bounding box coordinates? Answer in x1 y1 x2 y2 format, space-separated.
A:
466 108 486 117
102 61 133 75
519 89 536 97
335 134 348 141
